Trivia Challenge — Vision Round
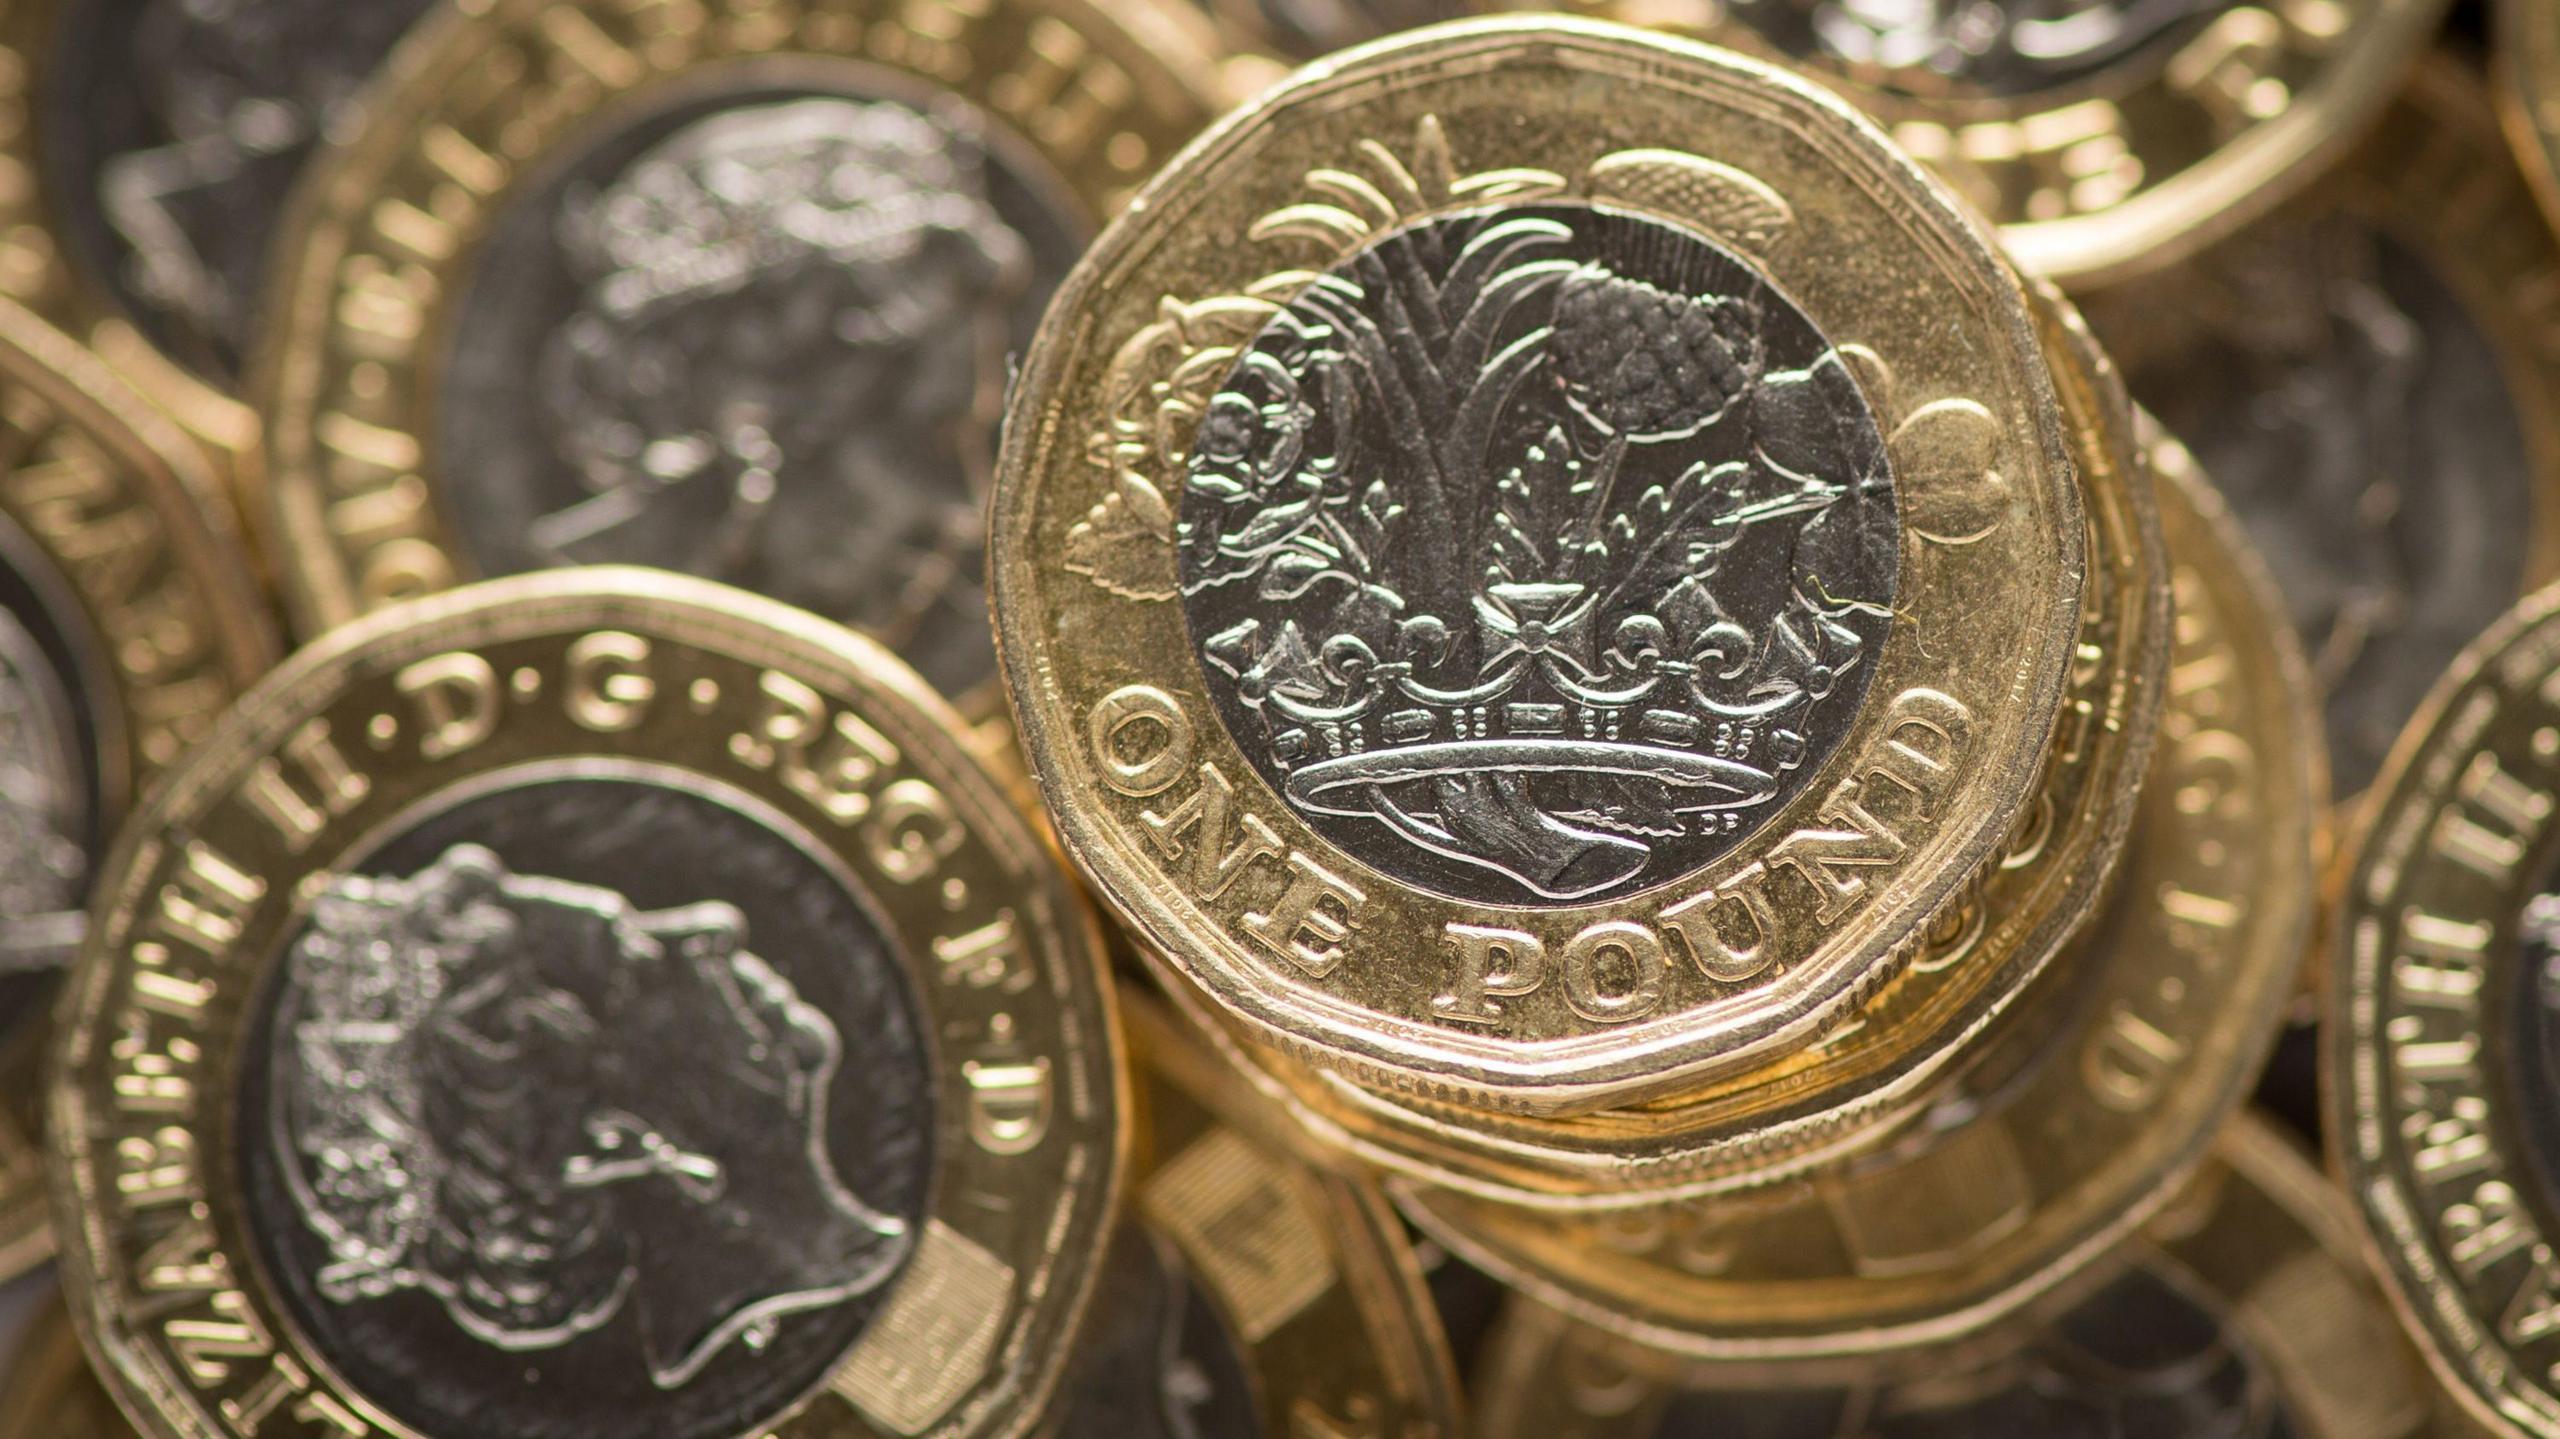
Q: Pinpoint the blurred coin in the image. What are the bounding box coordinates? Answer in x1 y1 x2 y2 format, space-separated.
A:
2328 580 2560 1436
993 15 2086 1114
1394 429 2320 1355
0 1294 129 1438
0 0 436 464
2089 56 2560 809
253 0 1223 708
1043 990 1461 1439
1186 0 1469 59
0 298 270 1285
2506 0 2560 232
1535 0 2445 285
1468 1114 2467 1438
19 994 1463 1439
1138 281 2170 1205
47 570 1119 1439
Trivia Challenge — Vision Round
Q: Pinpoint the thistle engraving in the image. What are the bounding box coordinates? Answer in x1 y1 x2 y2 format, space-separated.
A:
1167 195 1897 906
271 844 912 1392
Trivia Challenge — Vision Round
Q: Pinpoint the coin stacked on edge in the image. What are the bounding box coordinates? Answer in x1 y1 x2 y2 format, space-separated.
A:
983 10 2329 1374
0 0 2554 1434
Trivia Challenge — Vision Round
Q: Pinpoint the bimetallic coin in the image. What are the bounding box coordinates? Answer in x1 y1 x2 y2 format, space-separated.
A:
1394 431 2320 1353
2089 58 2560 806
0 1295 132 1439
2322 581 2560 1436
1042 991 1461 1439
0 297 272 1284
1130 280 2170 1205
1535 0 2446 284
1468 1115 2465 1438
995 16 2086 1113
48 571 1119 1439
0 0 433 463
255 0 1222 705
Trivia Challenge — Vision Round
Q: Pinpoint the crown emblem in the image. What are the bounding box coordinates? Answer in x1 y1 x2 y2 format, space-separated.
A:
1075 125 1900 904
1176 202 1896 903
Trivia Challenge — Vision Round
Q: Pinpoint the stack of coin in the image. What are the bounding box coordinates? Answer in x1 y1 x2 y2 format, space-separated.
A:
1470 1115 2471 1437
4 0 2560 1433
987 10 2325 1367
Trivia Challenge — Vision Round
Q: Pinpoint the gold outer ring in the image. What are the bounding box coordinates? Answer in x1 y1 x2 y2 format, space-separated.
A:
1392 432 2319 1356
1464 1114 2471 1438
2095 54 2560 834
994 15 2086 1115
249 0 1224 655
1133 279 2171 1206
46 569 1123 1439
0 296 274 1287
2327 578 2560 1438
3 991 1465 1439
1524 0 2446 285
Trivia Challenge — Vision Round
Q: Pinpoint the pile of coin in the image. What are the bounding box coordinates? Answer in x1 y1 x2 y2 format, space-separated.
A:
1 0 2558 1435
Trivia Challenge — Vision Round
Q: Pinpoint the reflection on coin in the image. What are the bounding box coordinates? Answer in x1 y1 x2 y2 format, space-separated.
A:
0 296 271 1285
0 0 432 459
2326 578 2560 1435
1535 0 2445 284
48 571 1120 1439
1469 1115 2460 1438
994 15 2085 1113
1127 280 2168 1205
1394 431 2319 1353
2089 58 2560 805
254 0 1221 706
1043 990 1461 1439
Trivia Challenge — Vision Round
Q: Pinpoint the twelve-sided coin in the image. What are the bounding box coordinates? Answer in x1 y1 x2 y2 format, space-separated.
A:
0 296 272 1283
993 15 2087 1114
49 570 1121 1439
254 0 1224 708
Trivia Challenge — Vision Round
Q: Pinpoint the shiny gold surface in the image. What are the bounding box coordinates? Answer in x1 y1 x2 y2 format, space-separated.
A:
252 0 1224 655
1393 429 2319 1354
994 15 2087 1114
1133 280 2170 1205
1094 990 1463 1438
47 571 1123 1439
2330 579 2560 1438
1467 1115 2468 1438
1542 0 2450 285
0 296 273 1286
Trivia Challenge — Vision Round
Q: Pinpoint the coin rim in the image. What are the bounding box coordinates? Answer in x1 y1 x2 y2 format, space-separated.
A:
0 294 275 1289
992 12 2088 1111
45 567 1126 1439
1387 432 2322 1355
